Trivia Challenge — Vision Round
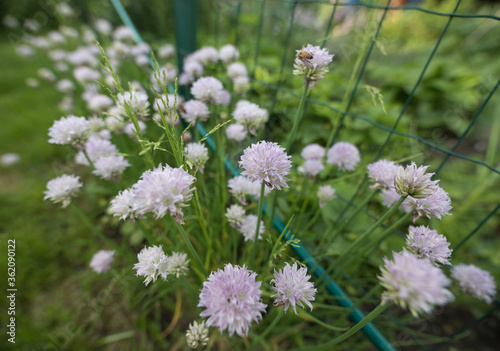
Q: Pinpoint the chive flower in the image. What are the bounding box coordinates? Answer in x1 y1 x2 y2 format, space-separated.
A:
394 162 438 198
271 262 317 314
239 141 292 190
406 225 452 266
379 251 453 317
293 43 334 82
451 264 496 304
44 174 83 208
198 264 266 337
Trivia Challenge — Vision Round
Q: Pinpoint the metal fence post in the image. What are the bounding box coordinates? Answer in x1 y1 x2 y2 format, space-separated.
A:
174 0 197 74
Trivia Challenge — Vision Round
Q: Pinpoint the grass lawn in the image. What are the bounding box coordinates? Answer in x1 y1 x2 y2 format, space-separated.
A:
0 37 136 350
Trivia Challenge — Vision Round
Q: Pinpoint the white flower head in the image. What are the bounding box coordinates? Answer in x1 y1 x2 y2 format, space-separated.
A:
48 115 90 147
183 60 204 79
271 262 317 314
117 89 150 119
238 215 265 241
133 245 171 285
132 164 196 223
158 44 175 59
293 44 334 82
379 251 453 317
185 142 209 173
317 185 336 208
198 264 266 337
110 189 142 222
232 101 268 135
73 66 100 84
225 123 248 142
239 141 292 190
406 225 452 266
90 250 115 273
451 264 497 304
44 174 82 208
181 100 210 125
326 142 360 171
92 155 130 180
225 204 246 228
227 62 248 80
219 44 240 64
169 251 190 278
186 320 209 349
395 162 439 198
301 144 325 160
190 77 224 104
368 159 399 190
300 159 324 177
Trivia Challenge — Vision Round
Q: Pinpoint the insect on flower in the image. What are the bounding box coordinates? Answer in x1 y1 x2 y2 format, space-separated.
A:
296 47 314 63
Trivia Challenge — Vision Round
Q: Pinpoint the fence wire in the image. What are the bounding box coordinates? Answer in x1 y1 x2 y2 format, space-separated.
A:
215 0 500 349
110 0 499 349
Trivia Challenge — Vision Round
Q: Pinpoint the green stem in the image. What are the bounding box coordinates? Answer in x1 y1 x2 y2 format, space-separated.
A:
258 308 284 340
264 215 294 278
292 303 389 351
328 190 377 244
338 284 382 321
319 195 407 283
82 150 95 169
299 309 349 331
249 182 266 269
136 219 156 245
301 209 321 233
169 217 208 278
334 195 407 267
70 201 120 253
193 188 212 253
352 212 413 265
287 80 310 151
294 179 312 229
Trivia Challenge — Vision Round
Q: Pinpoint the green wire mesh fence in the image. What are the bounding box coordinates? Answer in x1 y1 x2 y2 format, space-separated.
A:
110 0 499 349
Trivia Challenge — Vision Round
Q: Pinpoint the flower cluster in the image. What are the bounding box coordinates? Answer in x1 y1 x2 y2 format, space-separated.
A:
232 100 269 136
395 162 438 198
227 175 271 205
110 189 141 222
317 185 336 208
133 246 190 285
367 159 399 190
48 115 90 147
238 214 265 241
377 162 452 222
44 174 83 208
198 264 266 337
180 100 210 126
89 250 115 273
186 321 209 349
117 89 150 119
224 202 244 223
451 264 496 304
239 141 292 190
133 246 171 286
169 252 191 278
271 263 317 314
184 142 209 173
131 164 196 223
293 44 334 83
379 251 453 316
327 142 360 171
190 77 226 105
406 225 452 266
